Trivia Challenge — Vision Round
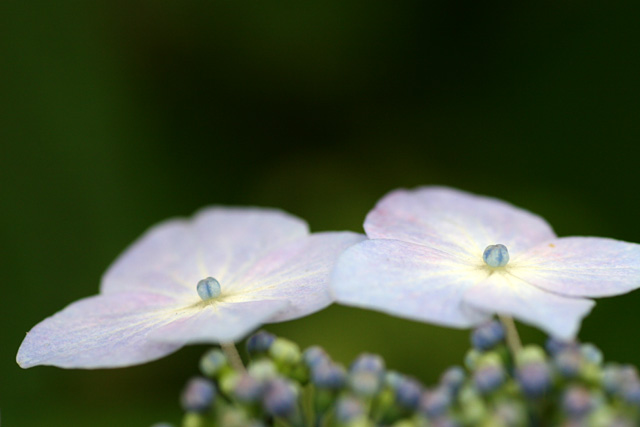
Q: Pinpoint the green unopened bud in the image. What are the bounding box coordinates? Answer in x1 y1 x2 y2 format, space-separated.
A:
477 352 503 369
581 362 603 385
182 412 207 427
269 338 301 365
461 397 487 424
515 345 546 366
464 349 482 371
248 359 279 382
199 349 229 378
219 371 240 396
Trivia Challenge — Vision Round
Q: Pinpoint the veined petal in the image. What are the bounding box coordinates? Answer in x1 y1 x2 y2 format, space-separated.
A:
512 237 640 297
365 187 556 258
101 207 309 297
17 293 183 369
463 272 595 339
149 300 290 344
224 231 366 322
331 239 490 328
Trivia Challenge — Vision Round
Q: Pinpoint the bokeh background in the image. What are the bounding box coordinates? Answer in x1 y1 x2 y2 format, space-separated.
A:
2 1 640 425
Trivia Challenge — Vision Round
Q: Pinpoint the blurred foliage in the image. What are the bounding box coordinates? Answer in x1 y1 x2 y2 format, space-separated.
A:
2 1 640 426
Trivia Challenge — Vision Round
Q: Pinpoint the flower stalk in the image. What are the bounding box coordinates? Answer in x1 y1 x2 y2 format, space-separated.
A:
498 314 522 356
221 342 246 373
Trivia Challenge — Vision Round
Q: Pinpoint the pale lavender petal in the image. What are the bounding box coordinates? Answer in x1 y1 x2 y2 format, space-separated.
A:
365 187 556 258
101 208 309 298
512 237 640 298
17 293 183 369
331 239 491 328
463 273 595 339
149 300 289 344
223 232 366 322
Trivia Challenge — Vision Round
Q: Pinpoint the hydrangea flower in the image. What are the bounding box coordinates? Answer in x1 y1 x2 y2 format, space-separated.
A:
331 186 640 339
17 207 364 368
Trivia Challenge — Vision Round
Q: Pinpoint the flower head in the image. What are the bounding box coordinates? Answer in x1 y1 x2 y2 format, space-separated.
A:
331 186 640 339
18 207 364 368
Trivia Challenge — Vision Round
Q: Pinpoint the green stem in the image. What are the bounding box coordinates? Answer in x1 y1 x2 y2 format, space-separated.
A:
498 315 522 356
221 342 246 373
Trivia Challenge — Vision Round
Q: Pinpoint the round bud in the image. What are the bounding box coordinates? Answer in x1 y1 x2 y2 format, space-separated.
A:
483 244 510 268
196 277 221 301
335 396 366 423
420 387 452 418
269 338 301 364
232 373 264 403
302 346 330 369
199 349 228 377
350 353 385 374
262 379 298 418
394 377 423 409
311 361 347 390
516 362 552 398
471 320 505 351
440 366 466 396
473 365 505 394
181 377 216 413
562 386 593 418
246 331 276 356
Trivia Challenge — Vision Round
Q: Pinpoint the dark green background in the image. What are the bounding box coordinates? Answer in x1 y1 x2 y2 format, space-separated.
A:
2 1 640 425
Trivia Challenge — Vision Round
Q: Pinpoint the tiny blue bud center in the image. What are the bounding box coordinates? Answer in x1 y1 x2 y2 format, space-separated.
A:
483 244 510 268
197 277 221 301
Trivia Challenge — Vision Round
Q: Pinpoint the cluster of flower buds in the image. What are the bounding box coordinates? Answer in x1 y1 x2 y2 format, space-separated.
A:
154 325 640 426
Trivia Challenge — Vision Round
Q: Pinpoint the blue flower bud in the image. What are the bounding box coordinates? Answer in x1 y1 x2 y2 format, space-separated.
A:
335 396 366 423
385 370 405 389
440 366 466 396
602 364 623 394
394 377 423 409
311 361 347 390
545 337 577 356
350 353 385 374
516 362 552 398
622 381 640 405
471 320 505 351
199 349 228 377
262 379 298 418
151 423 175 427
196 277 221 301
420 387 452 418
232 373 264 403
473 365 505 394
580 343 603 366
246 331 276 355
618 365 639 384
554 349 582 378
181 377 216 413
302 346 330 369
483 244 509 268
562 386 593 418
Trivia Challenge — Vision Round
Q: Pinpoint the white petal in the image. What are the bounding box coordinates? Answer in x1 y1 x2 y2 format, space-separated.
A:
463 272 595 339
149 300 289 344
512 237 640 297
223 232 366 322
17 293 183 369
101 207 309 298
365 187 556 258
331 239 490 328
